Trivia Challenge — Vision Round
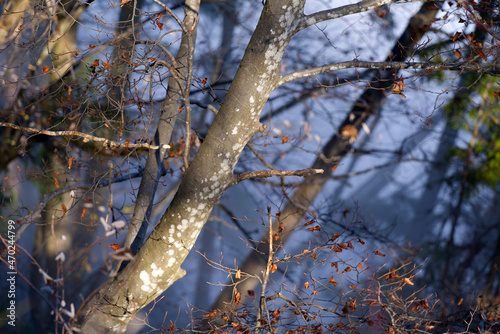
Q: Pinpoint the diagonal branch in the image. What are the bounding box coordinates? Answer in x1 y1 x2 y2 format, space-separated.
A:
0 122 165 150
277 60 499 88
297 0 392 31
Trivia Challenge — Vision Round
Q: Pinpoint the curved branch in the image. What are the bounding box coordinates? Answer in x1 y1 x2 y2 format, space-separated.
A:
0 122 167 150
277 60 499 87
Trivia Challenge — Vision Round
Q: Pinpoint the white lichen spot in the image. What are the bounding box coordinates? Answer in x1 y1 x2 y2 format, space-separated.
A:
232 127 238 135
168 249 174 256
306 17 316 26
151 263 164 278
167 257 176 267
140 270 152 292
190 230 201 239
198 203 206 210
169 225 175 235
249 96 255 103
177 219 189 231
232 143 241 151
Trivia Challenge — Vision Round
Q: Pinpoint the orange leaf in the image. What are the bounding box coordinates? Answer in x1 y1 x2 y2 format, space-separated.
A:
53 177 60 190
61 203 67 212
344 266 352 272
110 243 120 250
347 240 354 249
307 226 321 232
402 277 414 285
42 66 50 74
120 0 132 7
331 165 337 172
270 263 277 273
282 136 288 144
329 276 337 286
203 310 217 318
89 44 96 49
235 269 241 279
156 20 163 30
75 49 80 56
304 282 309 289
68 156 75 169
338 243 348 250
202 77 207 85
455 49 462 59
357 262 363 269
457 298 463 306
234 291 241 304
93 59 99 67
374 250 386 257
272 233 280 241
331 233 340 242
304 219 316 227
103 60 110 70
476 49 487 61
124 139 130 149
357 238 365 245
81 207 87 220
3 176 9 180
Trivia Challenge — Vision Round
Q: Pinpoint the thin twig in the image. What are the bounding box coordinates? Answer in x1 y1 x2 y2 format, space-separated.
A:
256 206 274 334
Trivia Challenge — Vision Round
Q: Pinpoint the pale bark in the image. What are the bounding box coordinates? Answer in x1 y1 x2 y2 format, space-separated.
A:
123 0 200 255
75 1 453 332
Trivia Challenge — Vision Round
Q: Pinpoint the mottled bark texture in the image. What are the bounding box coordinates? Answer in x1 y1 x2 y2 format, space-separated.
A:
76 1 305 332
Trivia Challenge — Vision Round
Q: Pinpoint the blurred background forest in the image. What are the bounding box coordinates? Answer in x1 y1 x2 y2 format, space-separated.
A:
0 0 499 333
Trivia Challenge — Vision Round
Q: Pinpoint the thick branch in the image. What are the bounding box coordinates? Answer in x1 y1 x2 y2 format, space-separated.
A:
277 61 499 87
0 122 165 150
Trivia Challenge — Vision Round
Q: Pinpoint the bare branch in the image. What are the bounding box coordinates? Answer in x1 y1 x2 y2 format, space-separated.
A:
277 60 499 87
297 0 393 31
255 206 274 334
234 168 324 184
16 168 143 241
0 122 166 150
